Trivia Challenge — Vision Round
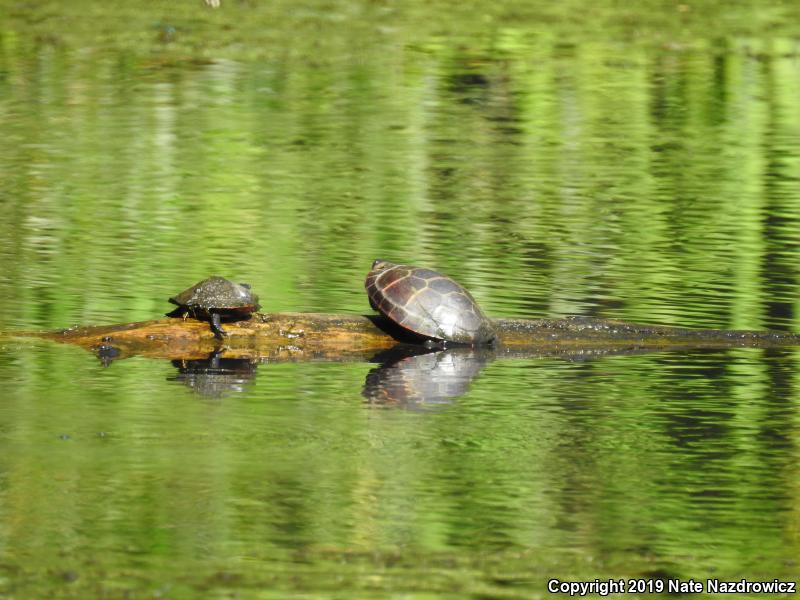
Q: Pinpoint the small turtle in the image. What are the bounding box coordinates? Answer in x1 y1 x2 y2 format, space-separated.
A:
365 260 496 345
166 276 260 339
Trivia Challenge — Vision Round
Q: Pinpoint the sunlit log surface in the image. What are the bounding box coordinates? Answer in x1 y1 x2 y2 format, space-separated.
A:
15 312 800 362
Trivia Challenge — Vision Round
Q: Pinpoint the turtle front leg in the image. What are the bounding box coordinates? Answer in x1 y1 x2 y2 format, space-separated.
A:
210 312 227 339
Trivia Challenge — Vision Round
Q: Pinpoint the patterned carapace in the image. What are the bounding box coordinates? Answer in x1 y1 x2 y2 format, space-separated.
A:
365 260 496 345
167 276 260 339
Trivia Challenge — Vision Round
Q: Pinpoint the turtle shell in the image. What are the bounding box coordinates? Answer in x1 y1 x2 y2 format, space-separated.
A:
365 260 495 344
169 276 260 313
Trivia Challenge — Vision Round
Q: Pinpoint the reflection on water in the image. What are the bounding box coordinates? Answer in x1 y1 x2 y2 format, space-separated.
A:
94 343 122 367
2 0 800 597
168 350 257 398
363 346 492 407
2 27 800 335
1 338 800 595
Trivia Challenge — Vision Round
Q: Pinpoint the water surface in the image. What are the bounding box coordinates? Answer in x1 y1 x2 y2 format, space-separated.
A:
1 1 800 597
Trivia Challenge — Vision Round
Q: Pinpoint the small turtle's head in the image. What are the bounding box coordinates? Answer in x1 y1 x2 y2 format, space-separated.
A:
371 259 397 272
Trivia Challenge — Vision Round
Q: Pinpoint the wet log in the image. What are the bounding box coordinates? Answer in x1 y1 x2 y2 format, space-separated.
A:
14 312 800 361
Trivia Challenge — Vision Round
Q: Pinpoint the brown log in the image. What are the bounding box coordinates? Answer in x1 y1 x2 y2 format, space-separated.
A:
13 312 800 362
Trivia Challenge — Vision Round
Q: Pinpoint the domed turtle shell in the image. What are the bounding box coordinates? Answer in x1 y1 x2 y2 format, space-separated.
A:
365 260 496 345
167 276 260 338
169 276 260 313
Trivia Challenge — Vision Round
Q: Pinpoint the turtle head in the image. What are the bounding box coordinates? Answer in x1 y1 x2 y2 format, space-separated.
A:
371 259 397 271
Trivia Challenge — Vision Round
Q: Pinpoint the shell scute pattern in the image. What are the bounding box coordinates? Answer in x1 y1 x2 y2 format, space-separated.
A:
169 276 259 311
445 290 475 312
415 287 442 313
382 267 411 287
428 277 457 294
410 268 439 280
409 276 428 292
365 260 496 345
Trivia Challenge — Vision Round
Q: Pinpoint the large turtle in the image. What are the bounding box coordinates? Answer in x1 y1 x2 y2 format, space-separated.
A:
365 260 496 345
166 276 260 339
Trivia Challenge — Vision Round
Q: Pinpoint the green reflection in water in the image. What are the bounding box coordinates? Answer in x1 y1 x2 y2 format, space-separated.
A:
1 0 800 597
2 345 800 597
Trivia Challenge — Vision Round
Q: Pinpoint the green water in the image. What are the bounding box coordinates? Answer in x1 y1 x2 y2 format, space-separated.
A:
2 1 800 597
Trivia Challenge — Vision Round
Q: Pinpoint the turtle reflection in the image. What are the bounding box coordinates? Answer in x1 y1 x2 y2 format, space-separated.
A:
362 345 492 408
168 350 257 398
94 344 122 367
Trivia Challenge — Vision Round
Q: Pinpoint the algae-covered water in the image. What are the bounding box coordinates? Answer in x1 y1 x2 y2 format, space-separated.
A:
1 1 800 597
